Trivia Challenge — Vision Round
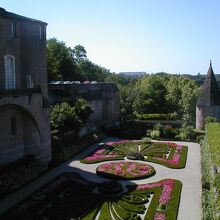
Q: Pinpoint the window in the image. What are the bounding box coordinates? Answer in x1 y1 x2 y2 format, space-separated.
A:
39 25 43 40
4 55 16 89
11 22 16 37
11 116 16 137
27 74 34 88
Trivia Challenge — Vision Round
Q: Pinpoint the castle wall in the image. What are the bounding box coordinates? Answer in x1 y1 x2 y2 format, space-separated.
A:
196 105 220 129
49 83 120 123
0 10 51 166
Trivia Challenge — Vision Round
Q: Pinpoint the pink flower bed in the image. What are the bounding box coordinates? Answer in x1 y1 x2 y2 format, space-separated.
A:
84 146 119 161
152 142 183 166
137 179 175 205
154 152 180 165
154 213 166 220
96 161 155 179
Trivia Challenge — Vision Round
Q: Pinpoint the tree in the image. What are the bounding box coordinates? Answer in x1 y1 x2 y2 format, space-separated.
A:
50 102 82 132
47 38 82 81
75 98 93 123
72 45 87 62
77 59 110 81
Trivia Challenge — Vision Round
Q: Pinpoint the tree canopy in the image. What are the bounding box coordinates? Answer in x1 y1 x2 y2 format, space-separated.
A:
47 37 201 122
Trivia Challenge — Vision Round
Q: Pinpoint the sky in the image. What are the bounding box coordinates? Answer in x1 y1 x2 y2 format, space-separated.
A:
1 0 220 74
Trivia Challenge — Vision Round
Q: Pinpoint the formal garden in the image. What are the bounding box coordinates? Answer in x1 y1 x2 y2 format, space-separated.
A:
1 138 189 220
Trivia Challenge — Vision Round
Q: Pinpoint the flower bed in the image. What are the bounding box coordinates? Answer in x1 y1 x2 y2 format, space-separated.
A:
81 140 187 168
96 161 156 180
1 173 182 220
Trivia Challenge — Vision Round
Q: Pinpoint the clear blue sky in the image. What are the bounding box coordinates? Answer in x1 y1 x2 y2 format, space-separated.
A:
1 0 220 74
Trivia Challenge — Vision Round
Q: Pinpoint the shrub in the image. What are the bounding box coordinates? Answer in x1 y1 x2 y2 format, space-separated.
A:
201 136 216 219
205 116 217 124
175 123 195 140
196 134 204 143
136 113 178 120
141 137 152 143
150 130 160 139
0 159 47 199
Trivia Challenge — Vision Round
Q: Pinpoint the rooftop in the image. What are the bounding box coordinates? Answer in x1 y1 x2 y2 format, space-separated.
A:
197 62 220 106
0 7 47 25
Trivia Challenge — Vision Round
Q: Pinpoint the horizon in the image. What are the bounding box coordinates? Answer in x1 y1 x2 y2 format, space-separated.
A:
1 0 220 75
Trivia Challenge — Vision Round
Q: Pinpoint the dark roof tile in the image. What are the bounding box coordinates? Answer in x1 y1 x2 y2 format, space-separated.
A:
197 62 220 106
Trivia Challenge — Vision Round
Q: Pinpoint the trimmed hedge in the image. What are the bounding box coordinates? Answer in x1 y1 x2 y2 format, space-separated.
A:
201 122 220 218
81 140 188 169
201 137 216 219
1 173 182 220
136 113 178 120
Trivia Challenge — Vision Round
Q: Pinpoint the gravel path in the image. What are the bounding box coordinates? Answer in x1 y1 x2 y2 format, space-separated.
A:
0 138 202 220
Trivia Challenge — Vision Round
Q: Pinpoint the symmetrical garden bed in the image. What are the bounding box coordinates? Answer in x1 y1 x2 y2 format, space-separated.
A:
81 140 187 168
96 161 156 180
1 173 182 220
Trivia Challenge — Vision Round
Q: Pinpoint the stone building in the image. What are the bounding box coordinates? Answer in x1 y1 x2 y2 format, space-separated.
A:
196 62 220 129
49 82 120 123
0 8 51 166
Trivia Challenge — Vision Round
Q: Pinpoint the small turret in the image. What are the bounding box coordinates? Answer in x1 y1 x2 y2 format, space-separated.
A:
196 62 220 129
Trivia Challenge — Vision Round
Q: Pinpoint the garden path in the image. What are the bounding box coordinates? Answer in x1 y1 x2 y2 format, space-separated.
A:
0 138 202 220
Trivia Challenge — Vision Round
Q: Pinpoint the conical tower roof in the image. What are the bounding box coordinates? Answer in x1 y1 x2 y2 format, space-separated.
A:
197 62 220 106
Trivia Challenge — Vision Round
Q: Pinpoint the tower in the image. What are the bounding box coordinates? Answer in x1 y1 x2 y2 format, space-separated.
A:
196 61 220 129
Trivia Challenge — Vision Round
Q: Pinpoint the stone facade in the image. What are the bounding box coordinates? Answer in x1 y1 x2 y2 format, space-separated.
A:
0 8 51 166
196 62 220 129
49 82 120 123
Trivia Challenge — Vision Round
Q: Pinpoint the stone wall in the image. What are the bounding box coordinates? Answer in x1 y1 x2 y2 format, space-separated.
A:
49 82 120 123
196 105 220 129
0 9 51 166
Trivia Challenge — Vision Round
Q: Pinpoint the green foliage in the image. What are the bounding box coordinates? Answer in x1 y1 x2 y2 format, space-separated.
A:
175 123 195 140
205 116 217 124
141 137 152 143
47 38 81 81
120 74 199 121
77 59 110 82
207 123 220 166
74 98 93 123
52 131 105 163
201 137 216 219
136 113 178 120
0 158 47 199
150 130 161 139
50 102 82 132
71 44 87 62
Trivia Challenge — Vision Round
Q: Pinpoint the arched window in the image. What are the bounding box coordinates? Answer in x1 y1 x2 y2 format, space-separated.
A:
4 55 16 89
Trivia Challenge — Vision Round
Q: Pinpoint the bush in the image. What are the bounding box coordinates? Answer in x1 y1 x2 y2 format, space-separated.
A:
150 130 160 139
141 137 152 143
201 135 216 219
0 158 47 199
136 113 178 120
196 134 204 143
205 116 217 124
175 123 195 140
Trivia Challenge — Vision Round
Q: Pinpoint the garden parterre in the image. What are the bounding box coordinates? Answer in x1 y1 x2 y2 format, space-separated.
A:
96 161 156 180
81 140 187 169
0 173 182 220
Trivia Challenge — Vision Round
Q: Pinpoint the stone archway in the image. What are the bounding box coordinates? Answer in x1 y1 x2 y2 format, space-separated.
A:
0 104 41 166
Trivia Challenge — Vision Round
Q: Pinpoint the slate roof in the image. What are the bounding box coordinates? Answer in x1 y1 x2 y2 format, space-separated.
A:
197 62 220 106
0 7 47 24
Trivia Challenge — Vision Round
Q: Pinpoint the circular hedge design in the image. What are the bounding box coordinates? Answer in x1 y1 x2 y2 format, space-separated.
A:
96 161 156 180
